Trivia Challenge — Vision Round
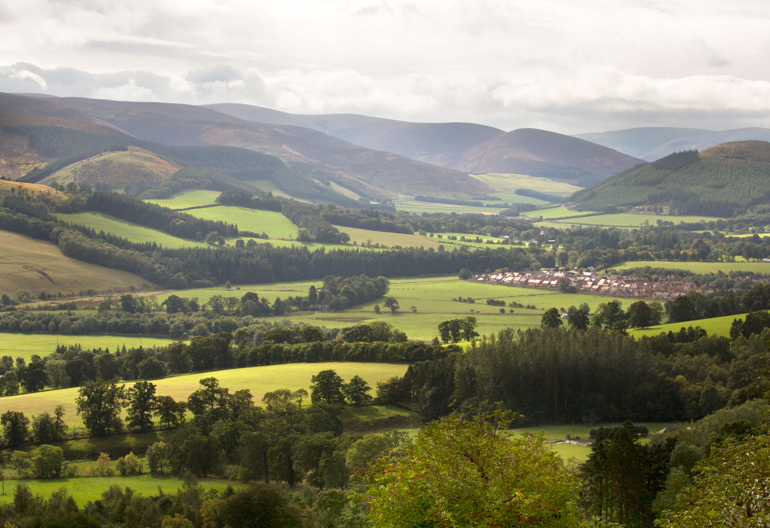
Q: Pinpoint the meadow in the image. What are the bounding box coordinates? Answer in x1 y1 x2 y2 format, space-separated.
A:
523 206 596 219
609 260 770 274
0 334 174 363
55 212 208 249
0 475 234 504
184 205 299 239
393 199 502 215
145 190 220 210
629 313 742 339
0 362 409 428
0 230 152 298
336 226 441 249
535 213 719 228
470 173 581 197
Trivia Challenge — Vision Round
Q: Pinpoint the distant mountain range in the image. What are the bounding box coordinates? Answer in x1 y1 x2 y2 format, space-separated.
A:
575 127 770 161
7 92 770 208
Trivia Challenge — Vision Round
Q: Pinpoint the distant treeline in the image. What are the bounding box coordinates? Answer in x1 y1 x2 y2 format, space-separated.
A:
514 188 562 203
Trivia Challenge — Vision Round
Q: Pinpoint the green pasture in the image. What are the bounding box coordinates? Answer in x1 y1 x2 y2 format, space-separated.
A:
629 313 742 339
56 212 207 249
0 333 174 363
523 206 595 219
425 232 511 250
336 226 441 249
246 180 310 202
185 206 299 239
0 362 409 428
145 190 220 210
0 475 234 505
536 213 719 229
510 422 676 441
279 276 627 341
470 173 581 196
339 404 414 423
609 260 770 274
394 200 502 215
152 275 628 341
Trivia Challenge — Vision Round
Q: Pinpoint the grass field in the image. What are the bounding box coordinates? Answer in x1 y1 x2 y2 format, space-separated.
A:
258 276 627 341
0 333 174 363
523 206 595 219
145 190 220 210
629 313 743 339
0 230 153 298
0 362 409 428
0 475 234 505
609 260 770 274
337 226 441 249
185 206 299 239
56 212 207 249
150 275 628 341
470 173 581 196
535 213 719 228
394 200 501 215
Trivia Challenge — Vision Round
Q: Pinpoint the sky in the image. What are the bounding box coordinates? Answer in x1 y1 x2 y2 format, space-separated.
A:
1 0 769 134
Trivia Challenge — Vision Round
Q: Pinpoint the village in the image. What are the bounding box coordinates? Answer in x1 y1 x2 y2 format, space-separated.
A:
473 270 710 301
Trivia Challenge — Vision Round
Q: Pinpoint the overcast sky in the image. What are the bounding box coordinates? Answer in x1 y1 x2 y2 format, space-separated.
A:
1 0 769 133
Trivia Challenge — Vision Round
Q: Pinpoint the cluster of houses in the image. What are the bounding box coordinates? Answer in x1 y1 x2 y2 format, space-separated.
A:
474 270 710 301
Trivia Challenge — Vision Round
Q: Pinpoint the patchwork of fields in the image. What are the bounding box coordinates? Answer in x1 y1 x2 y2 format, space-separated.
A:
609 260 770 274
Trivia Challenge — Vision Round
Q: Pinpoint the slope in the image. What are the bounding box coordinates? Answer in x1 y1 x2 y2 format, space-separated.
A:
0 229 153 297
576 126 770 161
41 147 181 190
39 96 492 199
451 128 642 187
570 141 770 216
207 103 505 167
0 111 130 179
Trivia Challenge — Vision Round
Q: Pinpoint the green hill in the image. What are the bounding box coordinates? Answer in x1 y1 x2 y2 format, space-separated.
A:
570 141 770 217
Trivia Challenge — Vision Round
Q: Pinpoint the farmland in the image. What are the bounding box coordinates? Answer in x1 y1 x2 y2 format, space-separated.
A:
145 190 220 210
0 230 152 298
629 313 742 339
523 205 595 219
535 212 719 228
0 362 409 428
167 275 629 341
184 205 299 239
608 260 770 274
0 333 174 363
55 212 208 249
336 226 441 249
0 475 233 504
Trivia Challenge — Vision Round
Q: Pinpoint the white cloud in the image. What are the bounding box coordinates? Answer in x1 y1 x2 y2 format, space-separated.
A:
0 0 769 132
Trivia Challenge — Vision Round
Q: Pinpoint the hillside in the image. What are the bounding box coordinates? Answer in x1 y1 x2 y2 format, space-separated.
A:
41 147 181 190
570 141 770 216
450 128 642 186
0 111 130 179
207 103 504 167
0 229 153 297
576 126 770 161
17 95 492 199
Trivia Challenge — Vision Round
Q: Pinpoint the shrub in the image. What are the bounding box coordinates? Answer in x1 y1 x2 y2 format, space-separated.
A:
32 445 65 479
116 451 143 475
92 452 114 477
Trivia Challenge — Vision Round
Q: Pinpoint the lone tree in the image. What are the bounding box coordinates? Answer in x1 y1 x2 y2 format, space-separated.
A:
310 370 346 405
541 307 563 329
343 376 372 407
383 297 399 314
568 307 590 331
1 411 30 449
76 380 125 436
126 381 158 432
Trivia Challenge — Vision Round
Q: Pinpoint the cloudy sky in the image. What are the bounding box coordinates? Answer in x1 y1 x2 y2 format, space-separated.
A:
1 0 769 133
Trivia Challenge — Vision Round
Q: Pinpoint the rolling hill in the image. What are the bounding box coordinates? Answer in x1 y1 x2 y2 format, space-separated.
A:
576 126 770 161
41 147 181 190
207 103 505 167
450 128 643 187
570 141 770 216
0 229 153 297
10 94 491 199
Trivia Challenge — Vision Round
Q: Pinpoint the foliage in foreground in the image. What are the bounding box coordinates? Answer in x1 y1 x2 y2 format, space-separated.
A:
357 410 583 527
